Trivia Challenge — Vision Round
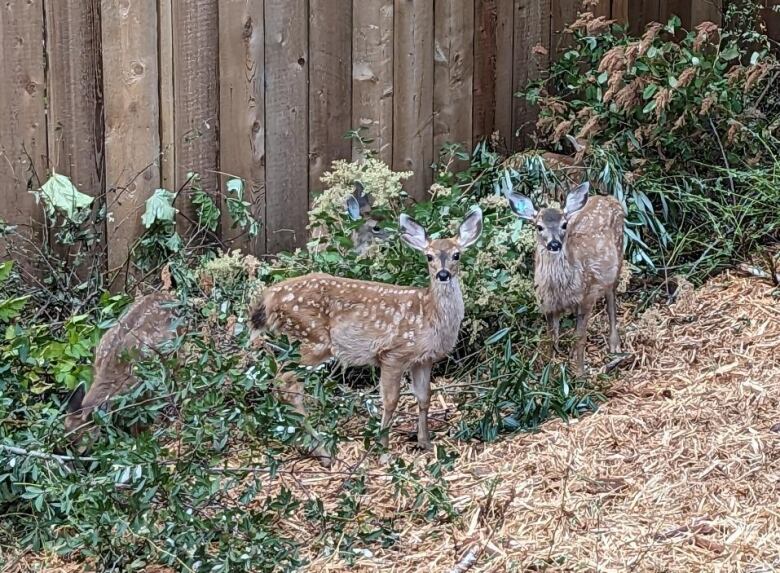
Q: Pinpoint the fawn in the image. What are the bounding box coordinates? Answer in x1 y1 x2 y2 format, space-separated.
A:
249 207 483 459
311 182 391 255
504 181 624 376
63 291 179 451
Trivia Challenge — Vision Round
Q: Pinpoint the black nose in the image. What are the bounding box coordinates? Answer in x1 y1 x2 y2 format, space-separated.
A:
547 240 562 252
436 269 451 282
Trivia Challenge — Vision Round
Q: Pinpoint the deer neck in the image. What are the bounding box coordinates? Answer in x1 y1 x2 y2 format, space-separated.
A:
424 277 465 336
535 244 583 313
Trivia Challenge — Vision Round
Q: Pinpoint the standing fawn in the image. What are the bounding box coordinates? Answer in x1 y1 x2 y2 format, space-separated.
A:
249 207 483 459
63 292 179 451
504 182 624 376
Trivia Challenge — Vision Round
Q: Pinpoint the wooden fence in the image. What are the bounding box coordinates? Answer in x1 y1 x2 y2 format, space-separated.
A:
1 0 778 269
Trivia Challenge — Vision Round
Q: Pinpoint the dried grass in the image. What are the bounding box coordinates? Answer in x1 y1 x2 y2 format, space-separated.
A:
9 273 780 572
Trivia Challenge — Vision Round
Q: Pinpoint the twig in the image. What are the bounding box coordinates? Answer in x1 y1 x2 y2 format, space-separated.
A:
0 445 97 470
448 548 480 573
707 115 735 195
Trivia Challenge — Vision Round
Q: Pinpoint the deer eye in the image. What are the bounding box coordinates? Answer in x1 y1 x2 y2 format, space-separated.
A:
426 254 434 262
372 225 382 233
452 252 460 261
536 225 544 232
561 222 568 230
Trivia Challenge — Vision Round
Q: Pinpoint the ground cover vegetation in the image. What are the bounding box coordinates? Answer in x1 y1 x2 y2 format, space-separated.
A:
1 2 778 570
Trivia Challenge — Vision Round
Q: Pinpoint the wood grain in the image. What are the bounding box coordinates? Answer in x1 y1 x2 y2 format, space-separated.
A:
265 0 309 252
494 0 515 150
0 0 47 270
218 0 267 254
352 0 394 163
434 0 475 160
512 0 551 150
172 0 220 230
393 0 435 200
472 0 498 144
309 0 352 197
101 0 160 287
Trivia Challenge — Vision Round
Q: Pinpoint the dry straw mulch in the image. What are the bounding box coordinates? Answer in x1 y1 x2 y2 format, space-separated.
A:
7 272 779 572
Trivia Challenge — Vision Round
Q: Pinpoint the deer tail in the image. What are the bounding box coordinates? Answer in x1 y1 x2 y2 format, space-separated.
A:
248 298 267 333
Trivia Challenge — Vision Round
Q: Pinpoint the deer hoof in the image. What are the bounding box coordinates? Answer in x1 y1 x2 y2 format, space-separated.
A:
417 440 433 452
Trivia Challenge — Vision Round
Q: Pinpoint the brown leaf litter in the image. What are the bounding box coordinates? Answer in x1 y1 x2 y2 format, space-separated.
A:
8 272 780 572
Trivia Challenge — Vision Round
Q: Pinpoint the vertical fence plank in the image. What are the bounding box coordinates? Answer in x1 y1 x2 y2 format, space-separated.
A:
765 1 780 41
434 0 475 161
612 0 629 24
660 0 692 30
101 0 160 287
473 0 497 145
172 0 220 229
219 0 266 254
629 1 661 34
494 0 515 149
691 0 722 26
512 0 551 150
552 0 577 56
0 0 46 266
46 0 103 199
45 0 104 275
592 0 611 18
159 0 175 193
309 0 352 197
265 0 309 252
393 0 434 200
352 0 394 163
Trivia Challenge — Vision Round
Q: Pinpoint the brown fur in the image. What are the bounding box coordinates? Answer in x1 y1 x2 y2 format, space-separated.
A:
63 292 179 450
507 183 624 375
250 209 482 459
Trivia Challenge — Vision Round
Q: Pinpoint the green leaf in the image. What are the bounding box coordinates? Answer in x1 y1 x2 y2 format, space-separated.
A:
142 189 178 228
226 178 244 197
485 327 511 345
0 295 29 321
642 84 658 100
39 172 94 220
721 45 740 61
0 261 12 284
642 100 657 114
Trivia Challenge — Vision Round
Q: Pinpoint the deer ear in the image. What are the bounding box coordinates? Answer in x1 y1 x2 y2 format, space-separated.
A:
458 206 483 249
564 182 590 218
505 192 537 220
66 383 86 414
399 214 429 252
353 181 370 211
346 195 361 220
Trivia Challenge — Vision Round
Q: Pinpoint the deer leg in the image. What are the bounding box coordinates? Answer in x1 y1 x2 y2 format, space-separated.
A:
605 288 622 353
546 312 561 354
573 305 592 377
378 365 403 449
410 361 433 451
274 372 332 467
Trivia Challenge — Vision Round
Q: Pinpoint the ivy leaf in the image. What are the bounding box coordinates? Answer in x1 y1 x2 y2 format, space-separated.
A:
142 189 178 229
721 45 740 61
39 172 94 221
227 178 245 197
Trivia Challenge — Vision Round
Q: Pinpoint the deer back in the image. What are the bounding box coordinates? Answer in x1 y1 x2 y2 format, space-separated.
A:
565 195 624 289
261 273 453 368
64 292 179 436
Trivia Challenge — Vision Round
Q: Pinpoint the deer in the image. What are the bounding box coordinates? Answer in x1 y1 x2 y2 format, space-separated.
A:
249 207 483 462
503 181 624 376
311 182 391 255
63 291 180 452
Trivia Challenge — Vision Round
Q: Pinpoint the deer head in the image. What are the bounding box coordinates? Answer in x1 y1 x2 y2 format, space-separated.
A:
505 182 590 254
399 207 483 283
345 182 391 253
